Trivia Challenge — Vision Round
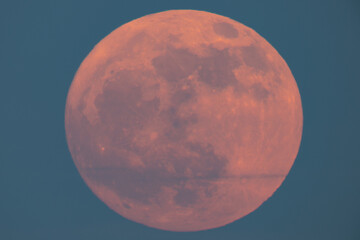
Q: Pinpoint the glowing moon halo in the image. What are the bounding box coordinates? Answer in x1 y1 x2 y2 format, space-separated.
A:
65 10 303 232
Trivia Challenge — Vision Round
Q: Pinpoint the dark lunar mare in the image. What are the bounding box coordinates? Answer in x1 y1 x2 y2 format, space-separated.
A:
68 65 230 207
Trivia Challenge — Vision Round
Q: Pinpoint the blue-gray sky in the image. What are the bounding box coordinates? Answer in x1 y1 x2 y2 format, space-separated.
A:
1 0 359 239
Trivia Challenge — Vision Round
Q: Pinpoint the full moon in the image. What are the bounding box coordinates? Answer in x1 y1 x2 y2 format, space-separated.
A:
65 10 303 232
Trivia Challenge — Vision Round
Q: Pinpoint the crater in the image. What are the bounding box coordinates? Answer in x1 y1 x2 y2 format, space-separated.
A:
213 22 239 39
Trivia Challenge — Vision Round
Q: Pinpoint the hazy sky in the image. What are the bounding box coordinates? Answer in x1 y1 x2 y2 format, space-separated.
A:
1 0 359 239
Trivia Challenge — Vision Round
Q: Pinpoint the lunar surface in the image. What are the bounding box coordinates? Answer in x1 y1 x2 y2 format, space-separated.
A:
65 10 303 231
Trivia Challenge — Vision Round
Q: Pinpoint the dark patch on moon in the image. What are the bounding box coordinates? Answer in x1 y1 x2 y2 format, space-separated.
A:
89 69 161 155
152 47 201 82
82 141 227 206
168 33 181 42
171 114 198 129
160 106 198 141
124 31 150 53
123 203 131 209
84 165 168 205
213 22 239 39
152 46 241 90
174 188 198 207
94 70 160 130
185 142 227 179
204 184 217 198
171 83 196 104
241 45 269 71
198 48 241 89
251 83 270 101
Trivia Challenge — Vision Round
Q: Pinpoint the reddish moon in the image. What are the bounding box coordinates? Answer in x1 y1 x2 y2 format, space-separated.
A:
65 10 303 232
